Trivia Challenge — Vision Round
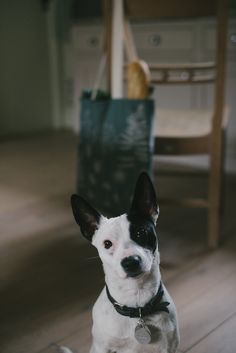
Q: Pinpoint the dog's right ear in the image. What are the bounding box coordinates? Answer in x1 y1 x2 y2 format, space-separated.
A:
70 194 101 242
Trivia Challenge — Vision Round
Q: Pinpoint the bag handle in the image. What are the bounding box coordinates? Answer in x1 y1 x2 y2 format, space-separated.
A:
123 16 138 62
92 0 151 99
91 52 107 100
123 15 151 99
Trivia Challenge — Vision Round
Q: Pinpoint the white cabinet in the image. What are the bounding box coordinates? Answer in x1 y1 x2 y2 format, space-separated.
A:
199 19 236 155
132 22 196 111
70 18 236 155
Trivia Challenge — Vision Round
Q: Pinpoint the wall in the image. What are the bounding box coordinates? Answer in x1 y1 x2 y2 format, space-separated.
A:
0 0 52 136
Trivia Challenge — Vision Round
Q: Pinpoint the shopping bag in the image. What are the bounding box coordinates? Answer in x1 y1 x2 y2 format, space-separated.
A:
76 2 154 216
77 97 154 216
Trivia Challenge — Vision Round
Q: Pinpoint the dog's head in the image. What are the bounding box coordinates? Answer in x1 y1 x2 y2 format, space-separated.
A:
71 172 159 279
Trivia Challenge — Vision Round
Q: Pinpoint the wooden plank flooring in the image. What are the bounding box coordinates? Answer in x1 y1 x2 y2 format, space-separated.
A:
0 132 236 353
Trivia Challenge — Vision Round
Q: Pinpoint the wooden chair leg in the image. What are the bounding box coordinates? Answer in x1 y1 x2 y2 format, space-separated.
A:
208 197 221 249
208 131 225 249
220 129 226 218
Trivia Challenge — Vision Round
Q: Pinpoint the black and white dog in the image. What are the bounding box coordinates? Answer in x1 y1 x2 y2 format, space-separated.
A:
71 172 179 353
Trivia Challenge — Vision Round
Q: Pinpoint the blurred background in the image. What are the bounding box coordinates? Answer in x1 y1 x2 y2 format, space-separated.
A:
0 1 236 353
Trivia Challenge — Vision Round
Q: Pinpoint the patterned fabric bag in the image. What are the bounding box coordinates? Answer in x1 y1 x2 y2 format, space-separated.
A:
77 4 154 216
77 97 154 216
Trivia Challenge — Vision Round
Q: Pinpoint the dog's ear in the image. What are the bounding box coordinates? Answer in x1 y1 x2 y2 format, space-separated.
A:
129 172 159 223
71 194 101 241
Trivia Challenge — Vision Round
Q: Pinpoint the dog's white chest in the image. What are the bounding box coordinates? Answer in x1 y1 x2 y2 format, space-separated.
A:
91 289 177 353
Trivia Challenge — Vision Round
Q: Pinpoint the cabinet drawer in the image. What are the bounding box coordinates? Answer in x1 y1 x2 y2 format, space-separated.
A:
204 19 236 56
133 25 193 51
73 26 103 53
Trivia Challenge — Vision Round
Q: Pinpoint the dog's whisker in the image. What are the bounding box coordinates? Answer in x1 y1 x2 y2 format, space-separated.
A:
85 256 100 261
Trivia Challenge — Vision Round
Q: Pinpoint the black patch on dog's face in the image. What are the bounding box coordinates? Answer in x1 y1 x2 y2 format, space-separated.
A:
128 215 157 252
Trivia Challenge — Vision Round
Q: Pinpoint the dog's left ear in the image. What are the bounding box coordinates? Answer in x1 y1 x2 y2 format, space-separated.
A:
129 172 159 224
71 194 101 242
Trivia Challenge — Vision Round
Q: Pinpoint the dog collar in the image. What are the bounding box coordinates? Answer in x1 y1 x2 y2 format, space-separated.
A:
105 281 170 318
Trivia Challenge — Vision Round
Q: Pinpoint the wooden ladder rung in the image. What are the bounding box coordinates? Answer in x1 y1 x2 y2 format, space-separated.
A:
159 198 209 208
149 62 216 70
151 75 215 84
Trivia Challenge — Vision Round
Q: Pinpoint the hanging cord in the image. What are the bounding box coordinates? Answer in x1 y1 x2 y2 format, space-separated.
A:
122 12 151 99
91 52 107 100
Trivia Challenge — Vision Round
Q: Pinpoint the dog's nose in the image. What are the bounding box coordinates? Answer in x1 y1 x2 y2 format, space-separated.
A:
121 255 142 277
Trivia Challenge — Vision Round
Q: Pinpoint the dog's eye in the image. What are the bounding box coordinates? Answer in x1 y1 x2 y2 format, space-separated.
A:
104 240 112 249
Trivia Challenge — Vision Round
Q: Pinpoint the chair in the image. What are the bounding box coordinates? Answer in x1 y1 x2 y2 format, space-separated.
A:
103 0 229 249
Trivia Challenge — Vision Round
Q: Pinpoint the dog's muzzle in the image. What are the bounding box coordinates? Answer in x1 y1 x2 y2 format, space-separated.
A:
121 255 142 277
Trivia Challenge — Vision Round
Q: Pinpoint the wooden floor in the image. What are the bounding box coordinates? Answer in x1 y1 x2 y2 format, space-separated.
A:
0 132 236 353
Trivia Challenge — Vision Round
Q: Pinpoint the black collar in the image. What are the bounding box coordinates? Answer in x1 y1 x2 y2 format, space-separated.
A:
105 281 170 318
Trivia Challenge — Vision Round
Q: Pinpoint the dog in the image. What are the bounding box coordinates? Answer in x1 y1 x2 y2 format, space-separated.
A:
71 172 179 353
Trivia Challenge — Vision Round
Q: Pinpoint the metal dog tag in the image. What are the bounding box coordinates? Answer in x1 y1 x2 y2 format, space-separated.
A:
135 319 151 344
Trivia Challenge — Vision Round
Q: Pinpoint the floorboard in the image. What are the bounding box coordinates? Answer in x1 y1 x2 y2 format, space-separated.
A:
185 313 236 353
0 132 236 353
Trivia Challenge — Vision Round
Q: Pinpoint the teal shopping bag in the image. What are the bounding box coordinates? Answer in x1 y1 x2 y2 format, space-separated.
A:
77 97 154 216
